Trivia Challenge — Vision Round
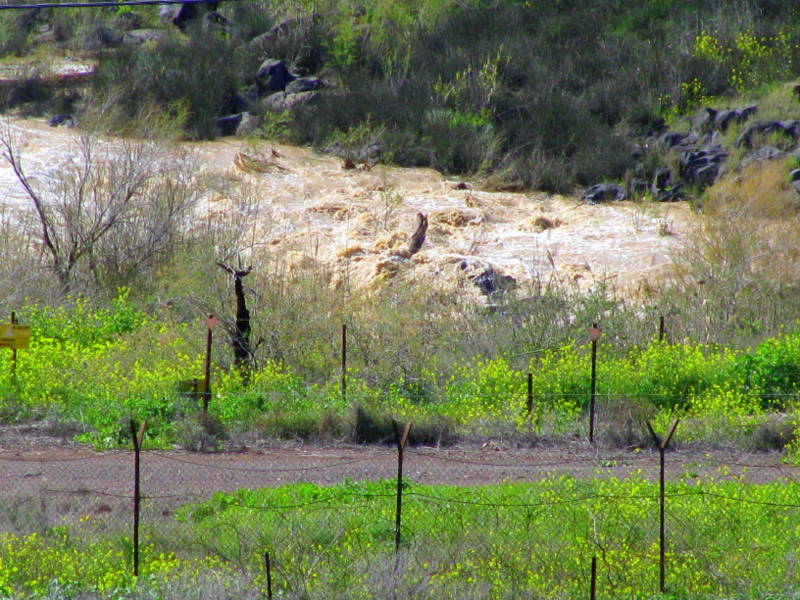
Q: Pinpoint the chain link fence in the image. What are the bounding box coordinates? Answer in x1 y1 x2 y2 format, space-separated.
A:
1 424 799 599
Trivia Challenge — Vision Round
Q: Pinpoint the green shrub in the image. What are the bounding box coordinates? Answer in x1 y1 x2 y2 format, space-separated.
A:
92 31 243 139
735 329 800 408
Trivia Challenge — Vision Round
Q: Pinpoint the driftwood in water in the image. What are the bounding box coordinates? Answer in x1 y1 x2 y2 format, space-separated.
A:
407 213 428 256
217 262 253 370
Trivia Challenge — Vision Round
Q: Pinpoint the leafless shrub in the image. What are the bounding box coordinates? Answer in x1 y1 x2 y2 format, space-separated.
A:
0 119 200 296
668 161 800 343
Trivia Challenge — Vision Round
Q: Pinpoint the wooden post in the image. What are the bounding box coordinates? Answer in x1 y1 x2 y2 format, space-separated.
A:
646 419 679 594
392 420 412 553
588 324 602 443
130 419 146 578
590 555 597 600
659 315 665 342
10 312 17 381
526 372 533 416
341 324 347 403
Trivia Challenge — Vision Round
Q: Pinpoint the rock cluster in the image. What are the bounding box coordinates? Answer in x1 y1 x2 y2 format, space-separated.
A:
20 1 332 139
583 101 800 203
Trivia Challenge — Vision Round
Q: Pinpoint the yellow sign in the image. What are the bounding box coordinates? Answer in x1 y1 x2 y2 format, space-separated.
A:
0 324 30 350
178 378 207 395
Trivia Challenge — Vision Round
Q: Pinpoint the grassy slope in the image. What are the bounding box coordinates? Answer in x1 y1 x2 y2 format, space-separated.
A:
4 1 800 191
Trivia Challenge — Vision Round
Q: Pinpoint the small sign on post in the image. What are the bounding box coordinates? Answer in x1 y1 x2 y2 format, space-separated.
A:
4 314 29 381
0 324 30 349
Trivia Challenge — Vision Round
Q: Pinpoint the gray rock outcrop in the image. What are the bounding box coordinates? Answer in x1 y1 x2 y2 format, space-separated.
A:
255 59 295 94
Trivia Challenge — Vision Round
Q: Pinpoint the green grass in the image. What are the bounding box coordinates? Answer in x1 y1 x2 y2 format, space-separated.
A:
174 477 800 599
2 477 800 599
1 293 800 450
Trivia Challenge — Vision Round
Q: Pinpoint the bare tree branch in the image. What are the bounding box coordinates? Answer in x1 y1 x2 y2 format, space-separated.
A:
0 119 199 294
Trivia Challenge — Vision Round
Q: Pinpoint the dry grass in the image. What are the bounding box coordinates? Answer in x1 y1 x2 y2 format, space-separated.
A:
668 159 800 342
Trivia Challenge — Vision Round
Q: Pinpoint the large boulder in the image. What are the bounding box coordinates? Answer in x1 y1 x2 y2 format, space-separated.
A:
285 77 325 94
249 17 296 47
123 29 168 45
651 169 683 202
659 131 698 150
235 112 260 136
203 11 231 35
215 113 243 137
15 9 47 33
582 183 627 204
48 114 75 128
79 26 124 50
31 25 61 45
790 169 800 195
249 13 324 49
740 145 786 168
254 59 295 95
703 105 757 132
737 120 800 149
469 266 517 296
679 146 727 187
159 4 197 29
261 90 317 113
160 2 219 31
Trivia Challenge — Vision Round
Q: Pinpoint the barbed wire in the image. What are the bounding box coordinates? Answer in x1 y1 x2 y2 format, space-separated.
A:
407 449 656 468
31 484 800 511
149 450 387 473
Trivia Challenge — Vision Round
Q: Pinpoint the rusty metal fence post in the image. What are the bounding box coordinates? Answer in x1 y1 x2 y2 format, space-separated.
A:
264 551 274 599
647 419 679 594
341 324 347 403
10 312 17 381
130 419 146 578
526 372 533 416
203 315 218 412
588 324 602 443
392 420 412 553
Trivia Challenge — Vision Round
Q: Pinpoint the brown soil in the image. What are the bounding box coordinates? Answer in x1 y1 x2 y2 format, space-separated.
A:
0 424 794 536
0 425 793 501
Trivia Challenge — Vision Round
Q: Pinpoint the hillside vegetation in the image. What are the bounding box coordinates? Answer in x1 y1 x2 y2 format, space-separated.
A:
2 0 800 192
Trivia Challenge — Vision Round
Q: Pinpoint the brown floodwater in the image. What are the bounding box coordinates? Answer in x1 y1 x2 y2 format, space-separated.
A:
0 117 696 298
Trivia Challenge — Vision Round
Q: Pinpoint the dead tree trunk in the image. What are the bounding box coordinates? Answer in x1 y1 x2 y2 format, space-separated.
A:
217 262 253 371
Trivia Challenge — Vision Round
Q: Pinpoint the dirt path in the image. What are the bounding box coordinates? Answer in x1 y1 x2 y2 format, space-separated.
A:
0 440 794 502
0 427 794 535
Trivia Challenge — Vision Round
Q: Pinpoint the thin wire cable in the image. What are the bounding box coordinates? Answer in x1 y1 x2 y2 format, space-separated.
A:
0 0 246 10
407 449 655 468
0 451 127 463
40 487 132 499
149 450 385 473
